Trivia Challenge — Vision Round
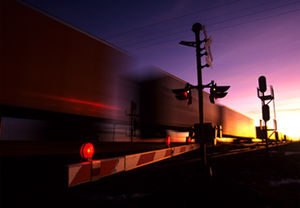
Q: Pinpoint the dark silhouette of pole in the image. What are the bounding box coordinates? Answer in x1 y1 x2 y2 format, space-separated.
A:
262 91 269 150
192 23 207 166
258 76 272 150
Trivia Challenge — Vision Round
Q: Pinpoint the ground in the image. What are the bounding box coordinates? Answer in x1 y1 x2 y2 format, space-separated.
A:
64 142 300 208
2 142 299 207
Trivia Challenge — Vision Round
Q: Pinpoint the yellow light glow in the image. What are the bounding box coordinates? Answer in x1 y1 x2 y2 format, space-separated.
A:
251 106 300 141
252 138 262 143
216 137 234 143
276 109 300 141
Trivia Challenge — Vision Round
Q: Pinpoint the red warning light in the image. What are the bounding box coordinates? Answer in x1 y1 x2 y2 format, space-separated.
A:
80 143 95 161
186 136 191 144
166 135 171 147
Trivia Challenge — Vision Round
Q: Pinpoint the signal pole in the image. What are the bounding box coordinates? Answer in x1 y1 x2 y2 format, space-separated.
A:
192 23 206 166
257 76 275 150
177 23 229 168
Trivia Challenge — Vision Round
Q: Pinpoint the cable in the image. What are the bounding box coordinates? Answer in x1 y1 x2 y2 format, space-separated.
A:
119 0 300 48
129 7 300 51
116 1 300 47
209 0 300 27
210 7 300 32
104 0 243 39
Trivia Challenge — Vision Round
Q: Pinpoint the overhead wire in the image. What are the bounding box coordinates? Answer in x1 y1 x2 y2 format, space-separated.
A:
130 7 300 51
110 0 298 47
104 0 243 39
210 7 300 32
119 0 300 49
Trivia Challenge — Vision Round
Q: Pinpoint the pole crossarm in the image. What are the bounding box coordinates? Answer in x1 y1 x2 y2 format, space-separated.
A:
179 41 196 47
200 51 208 57
200 64 210 69
185 80 214 90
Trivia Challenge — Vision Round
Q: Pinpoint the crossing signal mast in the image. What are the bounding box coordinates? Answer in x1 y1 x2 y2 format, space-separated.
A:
257 76 278 149
172 23 230 166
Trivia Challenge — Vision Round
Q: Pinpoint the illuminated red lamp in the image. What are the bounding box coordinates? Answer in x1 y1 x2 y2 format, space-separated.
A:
186 136 191 144
166 135 171 147
80 143 95 161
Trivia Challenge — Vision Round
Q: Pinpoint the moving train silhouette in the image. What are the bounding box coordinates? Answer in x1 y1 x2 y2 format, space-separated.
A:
0 0 289 148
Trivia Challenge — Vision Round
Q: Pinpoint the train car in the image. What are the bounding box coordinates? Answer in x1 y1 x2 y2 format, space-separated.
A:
1 0 257 144
220 105 256 139
0 1 142 205
0 0 135 142
138 68 255 141
139 69 219 139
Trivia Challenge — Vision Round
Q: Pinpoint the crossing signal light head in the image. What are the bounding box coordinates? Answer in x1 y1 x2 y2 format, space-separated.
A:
258 76 267 93
262 104 270 121
185 90 192 104
209 84 230 104
172 87 192 105
172 88 187 100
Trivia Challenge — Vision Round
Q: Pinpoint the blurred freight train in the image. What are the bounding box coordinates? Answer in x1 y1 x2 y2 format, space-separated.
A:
0 0 259 148
138 69 255 142
1 0 290 151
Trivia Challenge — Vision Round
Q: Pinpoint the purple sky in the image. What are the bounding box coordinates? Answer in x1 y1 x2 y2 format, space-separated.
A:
24 0 300 139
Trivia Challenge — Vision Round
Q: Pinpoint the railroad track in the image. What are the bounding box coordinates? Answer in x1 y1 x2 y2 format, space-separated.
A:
211 142 288 158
